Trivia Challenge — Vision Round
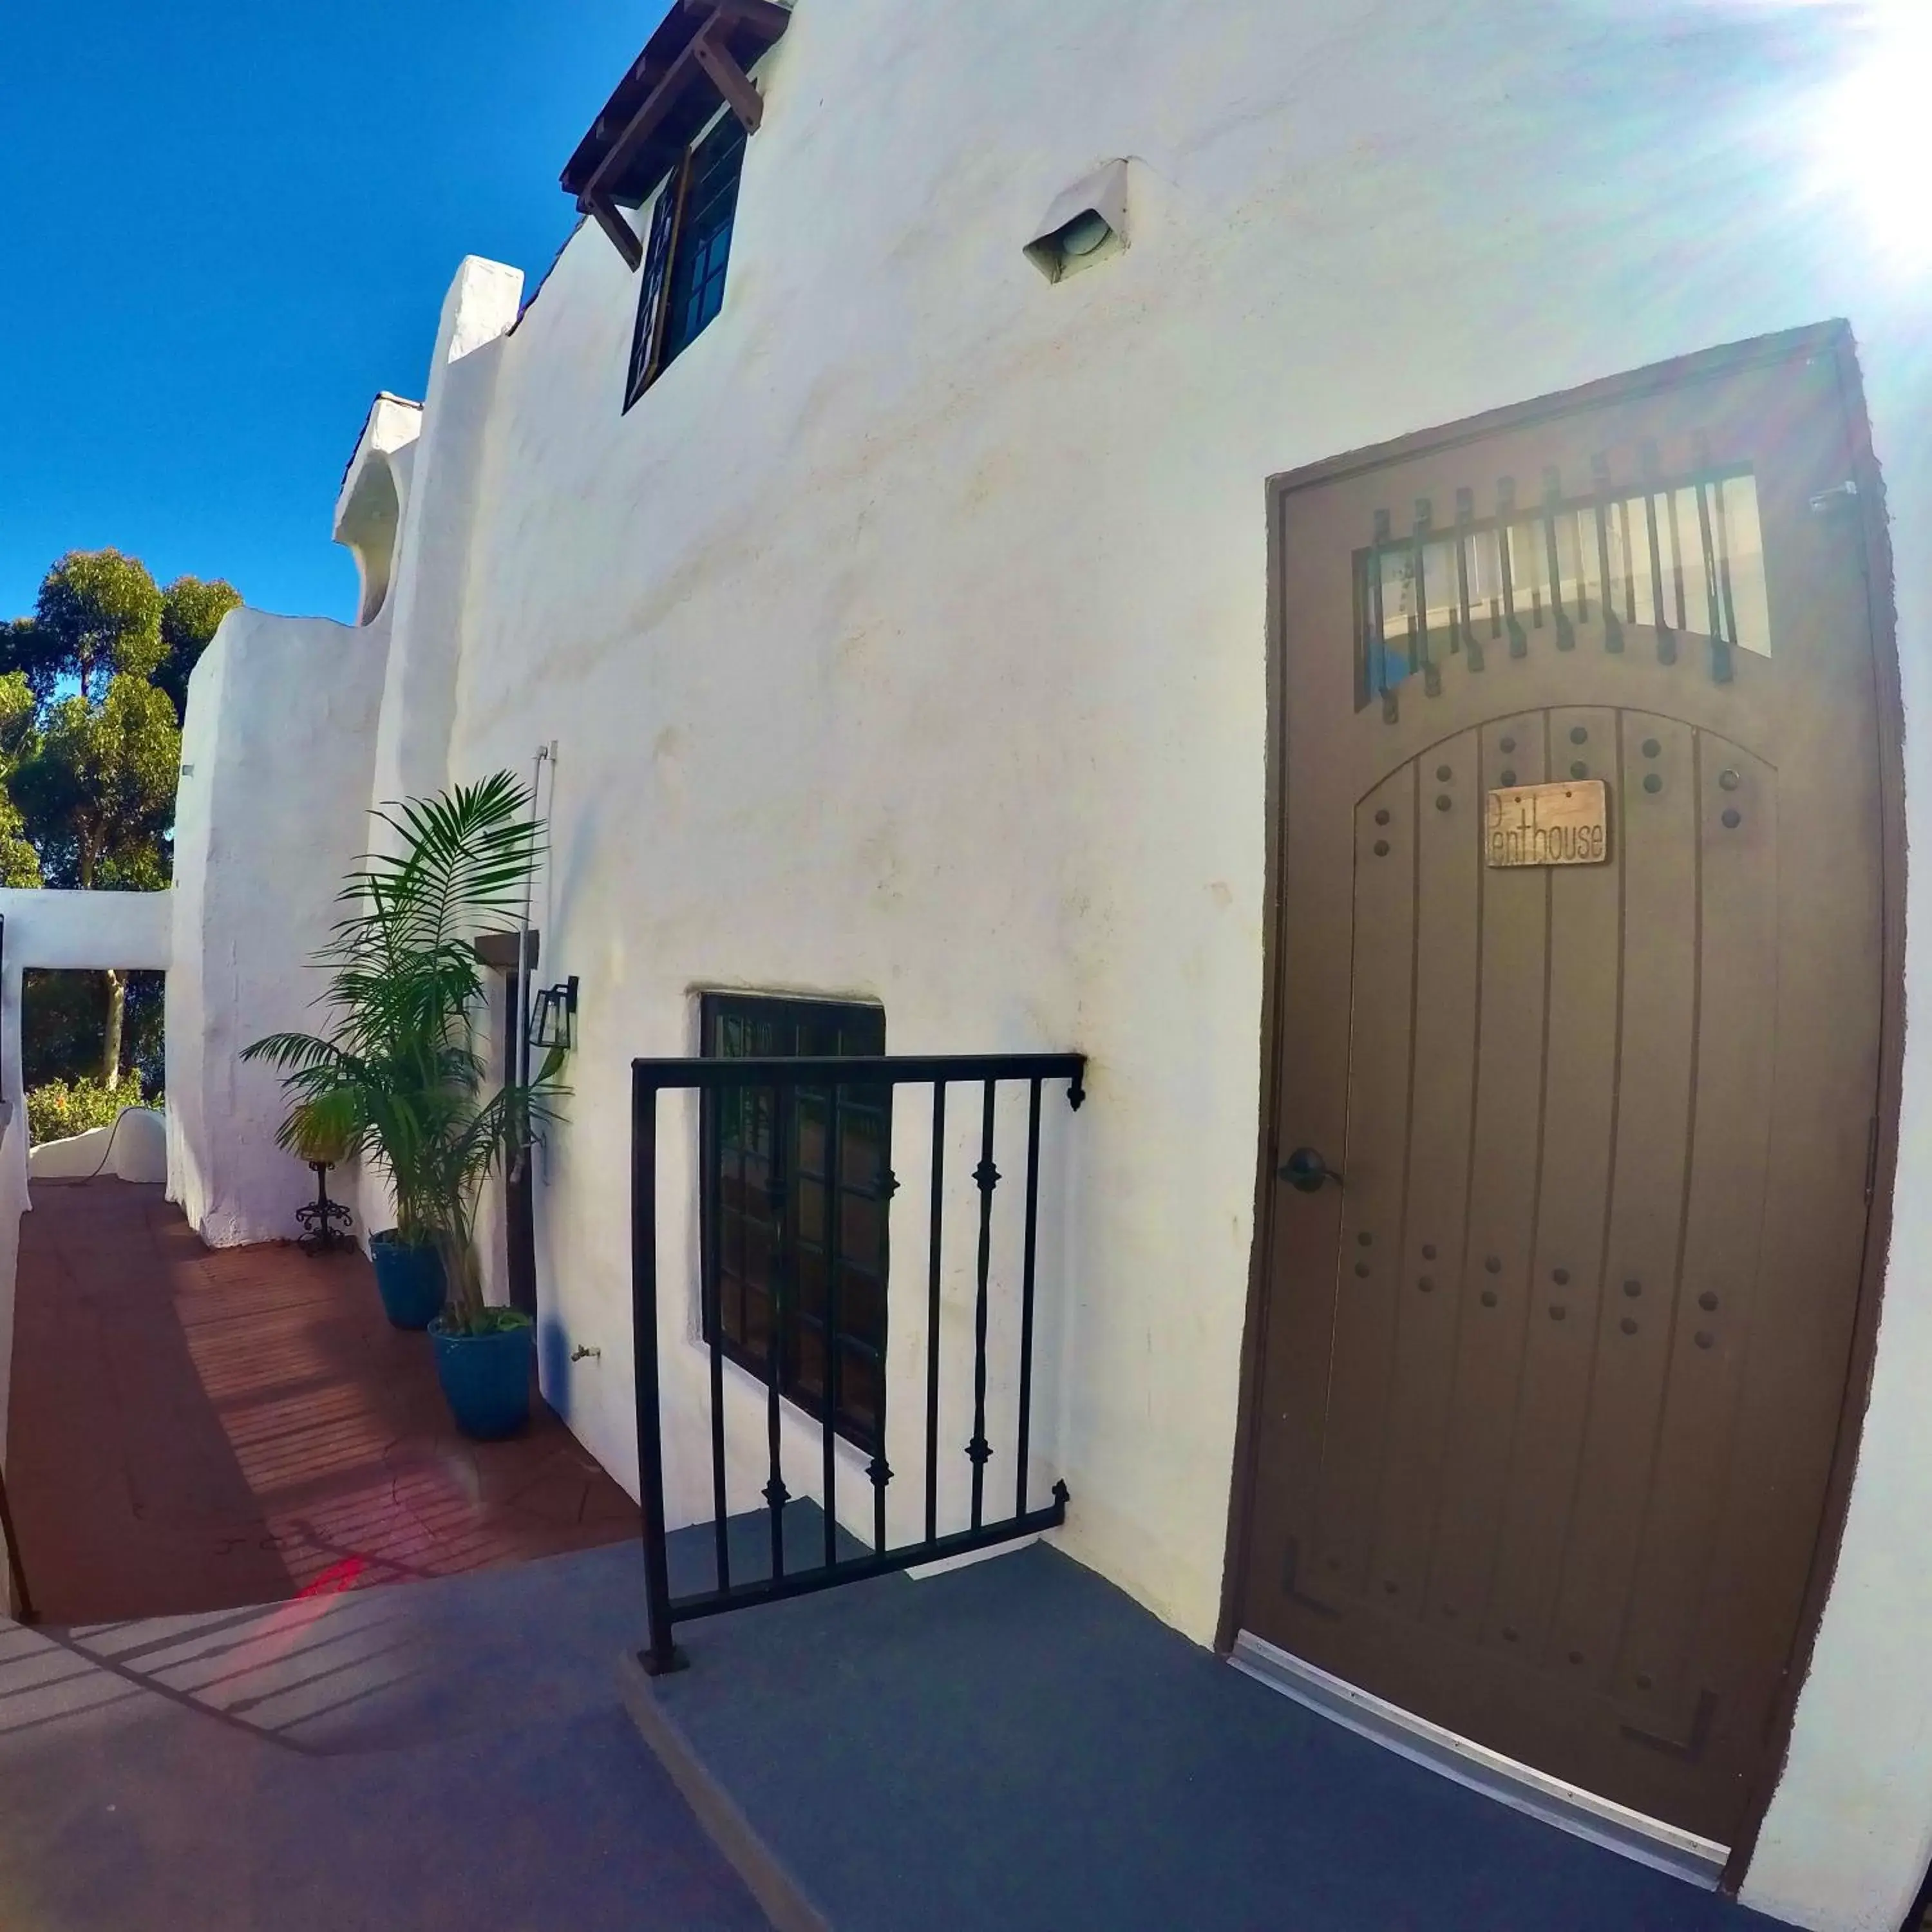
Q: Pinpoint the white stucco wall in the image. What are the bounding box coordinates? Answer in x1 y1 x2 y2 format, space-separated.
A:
365 257 523 819
334 392 422 627
178 0 1932 1921
167 609 388 1247
456 6 1927 1920
30 1108 167 1182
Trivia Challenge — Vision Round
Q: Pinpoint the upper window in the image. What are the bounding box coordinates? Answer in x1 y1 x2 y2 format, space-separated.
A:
700 994 891 1453
625 113 746 410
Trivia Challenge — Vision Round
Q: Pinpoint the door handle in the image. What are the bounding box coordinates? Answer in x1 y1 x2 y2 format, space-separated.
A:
1277 1146 1342 1194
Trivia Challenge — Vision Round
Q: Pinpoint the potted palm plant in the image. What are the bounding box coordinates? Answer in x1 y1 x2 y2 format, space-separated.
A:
243 772 567 1437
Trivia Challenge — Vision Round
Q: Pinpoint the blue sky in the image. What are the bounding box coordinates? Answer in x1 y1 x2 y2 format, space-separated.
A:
1 2 671 625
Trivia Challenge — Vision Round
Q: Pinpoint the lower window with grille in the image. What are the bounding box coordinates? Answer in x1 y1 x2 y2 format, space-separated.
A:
701 994 890 1452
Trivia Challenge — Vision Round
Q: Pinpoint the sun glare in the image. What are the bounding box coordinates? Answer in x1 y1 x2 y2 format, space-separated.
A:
1815 1 1932 274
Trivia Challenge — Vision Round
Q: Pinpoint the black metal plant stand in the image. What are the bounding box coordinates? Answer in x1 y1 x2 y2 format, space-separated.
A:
296 1162 354 1255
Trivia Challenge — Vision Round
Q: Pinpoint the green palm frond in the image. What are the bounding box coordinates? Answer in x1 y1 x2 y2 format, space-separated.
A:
242 772 569 1331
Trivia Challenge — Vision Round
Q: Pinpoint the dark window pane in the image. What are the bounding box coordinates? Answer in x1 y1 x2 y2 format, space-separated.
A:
840 1191 882 1268
793 1321 828 1405
660 115 746 370
838 1267 886 1346
744 1215 773 1290
838 1347 881 1435
796 1244 828 1321
702 992 889 1451
841 1104 885 1192
796 1177 826 1248
741 1284 773 1363
797 1092 828 1177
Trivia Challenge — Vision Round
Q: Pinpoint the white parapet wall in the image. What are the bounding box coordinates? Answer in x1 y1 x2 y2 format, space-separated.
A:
28 1108 168 1184
166 606 390 1249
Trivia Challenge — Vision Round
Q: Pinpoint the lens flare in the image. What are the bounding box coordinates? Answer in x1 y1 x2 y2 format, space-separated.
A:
1814 0 1932 274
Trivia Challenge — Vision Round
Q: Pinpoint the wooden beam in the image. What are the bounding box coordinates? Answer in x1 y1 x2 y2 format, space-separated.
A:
682 0 791 41
584 191 644 271
583 21 719 207
690 32 764 134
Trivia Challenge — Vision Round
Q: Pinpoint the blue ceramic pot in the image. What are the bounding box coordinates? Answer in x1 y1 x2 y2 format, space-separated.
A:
430 1318 535 1440
369 1233 445 1331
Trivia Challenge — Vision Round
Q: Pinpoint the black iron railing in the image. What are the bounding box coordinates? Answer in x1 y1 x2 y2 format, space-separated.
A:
631 1050 1086 1672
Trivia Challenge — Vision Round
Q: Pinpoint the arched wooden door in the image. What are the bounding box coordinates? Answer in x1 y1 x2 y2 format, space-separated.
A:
1236 327 1899 1855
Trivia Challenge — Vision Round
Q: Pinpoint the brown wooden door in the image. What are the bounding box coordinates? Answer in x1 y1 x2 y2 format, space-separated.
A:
1239 330 1897 1849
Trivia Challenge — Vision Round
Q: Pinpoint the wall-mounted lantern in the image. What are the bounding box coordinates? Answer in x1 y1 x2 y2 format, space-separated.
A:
530 976 580 1052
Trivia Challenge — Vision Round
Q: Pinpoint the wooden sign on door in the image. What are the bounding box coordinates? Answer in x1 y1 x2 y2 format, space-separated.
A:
1486 780 1610 867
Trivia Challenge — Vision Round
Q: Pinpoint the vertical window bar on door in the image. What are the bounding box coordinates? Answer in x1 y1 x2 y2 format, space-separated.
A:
1694 435 1736 687
1454 488 1485 674
1544 466 1578 647
1372 508 1397 722
1413 500 1440 696
1592 454 1625 654
1498 477 1528 658
1693 477 1733 687
1640 440 1678 664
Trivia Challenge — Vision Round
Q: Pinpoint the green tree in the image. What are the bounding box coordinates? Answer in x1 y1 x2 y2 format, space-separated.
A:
0 618 62 708
0 671 43 889
156 576 241 724
3 547 238 1092
13 676 180 1084
33 549 165 702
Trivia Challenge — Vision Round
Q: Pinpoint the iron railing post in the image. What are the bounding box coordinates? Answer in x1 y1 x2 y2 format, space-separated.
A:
631 1067 685 1674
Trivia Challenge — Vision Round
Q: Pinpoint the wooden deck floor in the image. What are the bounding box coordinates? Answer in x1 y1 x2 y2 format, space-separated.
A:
3 1180 636 1624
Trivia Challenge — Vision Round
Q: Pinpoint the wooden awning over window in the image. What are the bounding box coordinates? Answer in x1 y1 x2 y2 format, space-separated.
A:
561 0 792 271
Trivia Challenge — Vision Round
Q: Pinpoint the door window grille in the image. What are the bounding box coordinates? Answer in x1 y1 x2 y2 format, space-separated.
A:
1354 467 1768 707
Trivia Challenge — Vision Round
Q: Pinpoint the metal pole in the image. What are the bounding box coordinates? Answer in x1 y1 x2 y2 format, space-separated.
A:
631 1068 683 1674
511 748 546 1182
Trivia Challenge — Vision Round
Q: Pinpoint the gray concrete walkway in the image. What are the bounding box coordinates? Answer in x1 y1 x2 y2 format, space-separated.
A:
0 1542 764 1931
634 1540 1790 1932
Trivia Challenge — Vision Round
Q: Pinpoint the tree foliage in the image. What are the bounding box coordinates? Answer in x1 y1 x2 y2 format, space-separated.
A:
5 545 239 1087
14 676 181 890
24 1073 150 1148
156 575 242 723
0 618 62 708
33 549 165 701
0 671 44 889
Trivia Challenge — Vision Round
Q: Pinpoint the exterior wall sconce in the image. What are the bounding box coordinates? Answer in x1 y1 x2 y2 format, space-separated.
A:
1025 159 1131 283
530 976 580 1052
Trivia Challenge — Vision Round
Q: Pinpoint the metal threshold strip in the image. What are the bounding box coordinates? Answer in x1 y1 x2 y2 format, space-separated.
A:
1229 1631 1727 1890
